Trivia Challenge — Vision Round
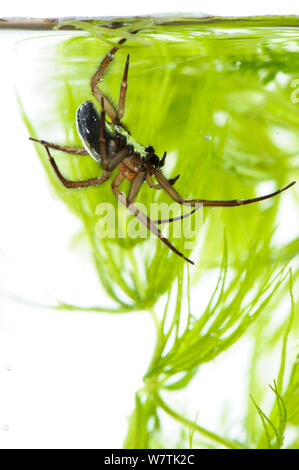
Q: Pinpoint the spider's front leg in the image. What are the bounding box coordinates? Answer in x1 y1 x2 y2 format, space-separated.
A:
146 166 200 224
154 169 296 207
146 168 180 189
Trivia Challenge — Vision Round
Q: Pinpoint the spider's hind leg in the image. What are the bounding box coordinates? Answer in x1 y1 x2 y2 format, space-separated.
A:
118 54 130 120
44 145 111 188
91 38 133 133
91 37 128 124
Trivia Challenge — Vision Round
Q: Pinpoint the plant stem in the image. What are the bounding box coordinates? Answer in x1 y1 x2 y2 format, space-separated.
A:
129 248 146 300
155 393 246 449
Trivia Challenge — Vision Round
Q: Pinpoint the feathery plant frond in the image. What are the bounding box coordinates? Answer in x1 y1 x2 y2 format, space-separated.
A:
250 381 287 449
17 16 299 448
144 239 288 386
245 270 299 448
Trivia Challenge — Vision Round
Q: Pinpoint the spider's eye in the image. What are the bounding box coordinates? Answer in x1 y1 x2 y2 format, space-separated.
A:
145 146 155 154
148 154 160 168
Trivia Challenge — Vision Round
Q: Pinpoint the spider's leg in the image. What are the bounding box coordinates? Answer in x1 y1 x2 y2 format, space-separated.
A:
146 173 162 189
111 173 194 265
128 172 145 203
29 137 88 155
91 31 138 126
91 37 128 123
118 54 130 120
44 145 111 188
155 169 296 207
145 169 196 223
153 207 200 225
146 168 180 189
99 100 128 171
106 148 129 171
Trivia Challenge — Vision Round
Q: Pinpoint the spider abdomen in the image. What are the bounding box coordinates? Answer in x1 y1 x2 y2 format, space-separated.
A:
76 100 112 162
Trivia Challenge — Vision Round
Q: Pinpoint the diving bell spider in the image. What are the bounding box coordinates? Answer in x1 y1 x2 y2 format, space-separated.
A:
30 33 295 265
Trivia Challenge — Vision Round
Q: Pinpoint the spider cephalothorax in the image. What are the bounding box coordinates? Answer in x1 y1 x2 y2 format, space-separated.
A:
30 31 295 265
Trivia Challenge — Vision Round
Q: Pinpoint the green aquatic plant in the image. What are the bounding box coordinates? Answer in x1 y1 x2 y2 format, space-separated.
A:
20 16 299 448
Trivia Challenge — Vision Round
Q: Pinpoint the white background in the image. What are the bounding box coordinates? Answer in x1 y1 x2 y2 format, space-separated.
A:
0 0 298 449
1 0 299 17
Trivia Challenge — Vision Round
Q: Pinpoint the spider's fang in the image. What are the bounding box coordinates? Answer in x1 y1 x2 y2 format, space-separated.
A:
160 151 167 167
169 174 180 185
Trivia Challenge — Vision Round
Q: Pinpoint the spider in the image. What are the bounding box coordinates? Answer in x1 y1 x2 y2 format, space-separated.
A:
30 33 295 265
